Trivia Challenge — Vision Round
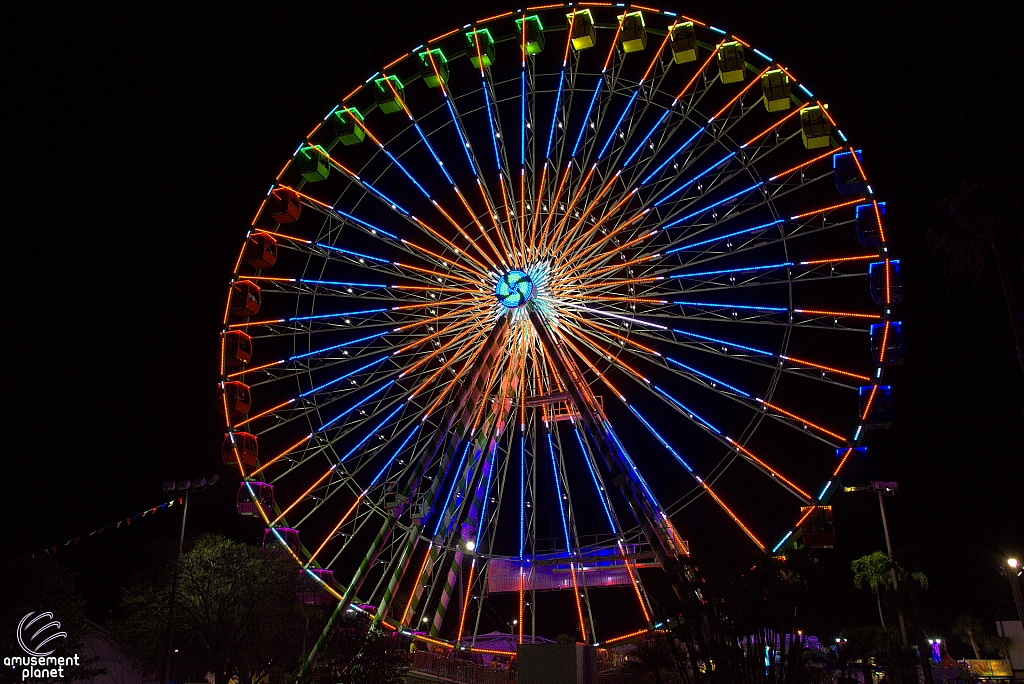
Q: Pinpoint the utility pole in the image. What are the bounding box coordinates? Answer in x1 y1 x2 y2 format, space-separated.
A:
160 475 219 684
845 481 908 647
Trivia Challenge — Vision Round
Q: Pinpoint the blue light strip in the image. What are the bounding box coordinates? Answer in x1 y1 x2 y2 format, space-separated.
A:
665 219 784 252
318 380 395 432
605 423 659 505
520 61 526 167
475 446 497 547
662 181 764 229
772 530 793 553
597 90 638 159
623 109 671 167
640 126 706 186
289 307 388 323
545 72 566 159
289 330 390 362
668 261 791 279
301 356 389 397
433 440 474 536
628 405 694 472
316 243 391 264
339 402 406 462
574 428 617 532
654 152 736 207
379 146 433 200
446 99 478 172
653 385 722 435
481 76 503 171
411 120 456 186
818 480 832 500
299 279 388 289
665 356 750 397
671 328 773 356
367 423 421 488
519 433 525 559
336 209 399 239
358 182 411 217
572 78 604 157
673 301 786 313
547 430 572 551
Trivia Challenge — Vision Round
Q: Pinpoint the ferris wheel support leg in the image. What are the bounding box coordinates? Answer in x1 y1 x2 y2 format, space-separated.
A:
525 303 712 678
374 526 419 627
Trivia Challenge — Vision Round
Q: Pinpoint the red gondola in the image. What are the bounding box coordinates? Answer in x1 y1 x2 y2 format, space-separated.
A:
230 281 261 317
245 233 278 269
221 381 251 419
800 506 836 548
267 187 301 223
223 330 252 367
222 431 257 467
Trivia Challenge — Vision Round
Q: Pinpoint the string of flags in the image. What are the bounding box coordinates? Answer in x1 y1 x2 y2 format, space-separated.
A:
30 497 184 558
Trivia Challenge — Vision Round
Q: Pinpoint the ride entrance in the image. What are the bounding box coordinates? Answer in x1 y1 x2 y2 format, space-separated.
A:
218 2 901 662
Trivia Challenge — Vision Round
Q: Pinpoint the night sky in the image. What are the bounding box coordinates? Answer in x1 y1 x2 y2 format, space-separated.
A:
7 0 1021 650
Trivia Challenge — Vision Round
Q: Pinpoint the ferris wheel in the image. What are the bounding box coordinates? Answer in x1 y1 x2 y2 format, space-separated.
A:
219 3 903 656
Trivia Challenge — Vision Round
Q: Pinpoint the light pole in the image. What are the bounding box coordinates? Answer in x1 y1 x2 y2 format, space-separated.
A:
844 481 908 647
160 474 219 684
1000 558 1024 625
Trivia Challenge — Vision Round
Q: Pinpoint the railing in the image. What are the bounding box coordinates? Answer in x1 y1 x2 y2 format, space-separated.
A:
410 651 516 684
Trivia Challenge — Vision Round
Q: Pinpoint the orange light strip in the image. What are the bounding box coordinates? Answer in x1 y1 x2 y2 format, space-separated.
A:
605 628 650 645
420 328 493 412
849 146 869 182
815 101 838 127
273 465 339 525
477 10 515 23
234 398 296 428
553 174 622 255
393 262 480 287
529 163 548 251
800 254 876 265
392 297 479 312
781 355 871 382
795 505 818 528
401 543 432 626
571 249 659 281
391 285 481 294
540 162 573 251
873 200 887 243
544 164 596 254
396 309 489 355
602 12 627 71
710 67 770 122
307 493 364 564
455 561 476 644
401 238 485 280
672 42 721 101
257 229 311 244
560 190 639 260
227 358 285 378
227 318 285 329
742 104 808 148
567 275 662 289
565 224 656 275
732 442 812 501
569 562 588 642
429 27 461 44
789 198 861 221
769 148 836 181
641 21 676 83
556 333 625 400
795 308 879 320
860 385 879 421
619 542 652 623
393 304 483 333
250 434 313 476
700 481 766 551
563 313 660 357
878 321 890 364
833 447 853 477
405 319 490 387
761 401 845 442
518 569 525 644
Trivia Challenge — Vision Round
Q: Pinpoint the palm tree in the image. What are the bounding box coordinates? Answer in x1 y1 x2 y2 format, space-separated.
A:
951 614 986 659
928 177 1024 379
851 552 928 629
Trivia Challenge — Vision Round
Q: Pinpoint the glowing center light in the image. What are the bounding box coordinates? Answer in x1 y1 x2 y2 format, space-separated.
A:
495 270 534 308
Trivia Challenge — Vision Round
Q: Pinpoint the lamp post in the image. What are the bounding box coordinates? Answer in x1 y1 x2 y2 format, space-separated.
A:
160 474 219 684
1000 558 1024 625
844 481 908 647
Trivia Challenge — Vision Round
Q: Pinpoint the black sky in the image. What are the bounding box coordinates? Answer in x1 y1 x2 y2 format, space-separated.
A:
6 0 1022 648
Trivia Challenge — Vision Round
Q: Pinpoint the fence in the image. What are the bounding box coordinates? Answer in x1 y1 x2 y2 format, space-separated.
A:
410 651 516 684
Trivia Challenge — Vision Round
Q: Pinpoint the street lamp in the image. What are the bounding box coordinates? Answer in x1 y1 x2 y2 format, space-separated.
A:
844 481 908 647
160 474 219 684
999 557 1024 626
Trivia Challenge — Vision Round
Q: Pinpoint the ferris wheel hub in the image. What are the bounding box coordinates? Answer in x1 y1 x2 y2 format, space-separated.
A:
495 269 534 308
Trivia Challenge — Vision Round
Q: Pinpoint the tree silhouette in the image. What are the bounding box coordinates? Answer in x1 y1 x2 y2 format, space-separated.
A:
928 177 1024 379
